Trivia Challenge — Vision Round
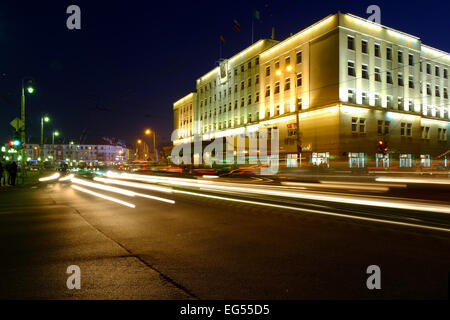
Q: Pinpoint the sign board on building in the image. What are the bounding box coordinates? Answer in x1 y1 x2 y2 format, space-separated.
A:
219 59 228 84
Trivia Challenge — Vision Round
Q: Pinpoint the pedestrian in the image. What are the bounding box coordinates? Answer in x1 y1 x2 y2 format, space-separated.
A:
9 161 18 186
5 161 11 185
0 161 3 187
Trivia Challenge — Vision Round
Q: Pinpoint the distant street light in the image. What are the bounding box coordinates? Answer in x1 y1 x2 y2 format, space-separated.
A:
144 128 158 162
52 130 59 167
21 78 35 181
40 115 50 168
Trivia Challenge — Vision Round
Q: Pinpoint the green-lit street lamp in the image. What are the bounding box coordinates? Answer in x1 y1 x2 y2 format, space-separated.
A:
40 115 50 169
52 130 59 167
20 78 35 181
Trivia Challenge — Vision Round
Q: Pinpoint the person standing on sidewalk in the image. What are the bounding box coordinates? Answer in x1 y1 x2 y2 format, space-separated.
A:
0 161 3 187
9 161 18 186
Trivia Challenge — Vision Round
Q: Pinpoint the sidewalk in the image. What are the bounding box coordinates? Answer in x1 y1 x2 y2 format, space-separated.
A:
0 170 50 189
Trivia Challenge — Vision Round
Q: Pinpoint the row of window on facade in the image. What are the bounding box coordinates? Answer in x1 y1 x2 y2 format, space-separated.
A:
285 152 443 169
198 57 261 95
179 104 193 115
347 88 449 119
264 52 303 77
200 99 303 133
347 35 449 79
350 116 448 140
347 61 449 99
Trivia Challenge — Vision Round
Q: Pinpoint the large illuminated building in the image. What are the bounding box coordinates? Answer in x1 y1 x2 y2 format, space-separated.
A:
173 12 450 168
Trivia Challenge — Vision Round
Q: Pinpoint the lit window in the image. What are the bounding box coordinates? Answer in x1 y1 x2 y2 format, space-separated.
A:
348 89 355 103
285 78 290 91
362 92 368 105
274 82 280 94
297 73 302 86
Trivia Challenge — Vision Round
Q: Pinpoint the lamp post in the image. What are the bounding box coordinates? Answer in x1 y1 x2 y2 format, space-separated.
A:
145 129 158 162
52 130 59 167
20 78 35 181
276 65 302 166
40 115 50 169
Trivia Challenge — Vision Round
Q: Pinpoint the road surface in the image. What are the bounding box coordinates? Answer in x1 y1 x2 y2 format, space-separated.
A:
0 175 449 299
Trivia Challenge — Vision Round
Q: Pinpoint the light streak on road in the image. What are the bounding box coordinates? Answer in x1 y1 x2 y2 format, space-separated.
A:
109 173 450 214
72 178 135 196
375 177 450 185
133 192 175 204
59 174 74 182
39 173 61 182
282 181 390 192
174 189 450 233
71 185 136 208
94 177 172 193
73 178 175 204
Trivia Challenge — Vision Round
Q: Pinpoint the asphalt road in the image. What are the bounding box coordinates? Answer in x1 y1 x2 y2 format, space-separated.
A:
0 179 449 299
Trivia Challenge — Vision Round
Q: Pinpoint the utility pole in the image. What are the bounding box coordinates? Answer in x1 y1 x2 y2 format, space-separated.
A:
20 80 26 182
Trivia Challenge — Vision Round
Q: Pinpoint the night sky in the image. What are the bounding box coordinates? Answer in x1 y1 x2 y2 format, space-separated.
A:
1 0 449 145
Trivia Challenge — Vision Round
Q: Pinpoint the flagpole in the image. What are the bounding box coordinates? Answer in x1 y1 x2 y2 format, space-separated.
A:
251 15 254 44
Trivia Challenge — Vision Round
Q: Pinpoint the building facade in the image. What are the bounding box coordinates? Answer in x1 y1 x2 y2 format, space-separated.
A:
173 12 450 169
23 142 129 166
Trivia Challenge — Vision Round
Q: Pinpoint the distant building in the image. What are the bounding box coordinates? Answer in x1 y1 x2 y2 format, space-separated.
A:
173 12 450 169
25 137 129 166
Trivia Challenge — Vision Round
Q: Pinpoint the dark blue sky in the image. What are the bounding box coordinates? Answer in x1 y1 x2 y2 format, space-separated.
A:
1 0 449 145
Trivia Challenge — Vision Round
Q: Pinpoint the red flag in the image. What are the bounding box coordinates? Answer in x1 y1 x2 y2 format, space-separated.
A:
233 20 241 32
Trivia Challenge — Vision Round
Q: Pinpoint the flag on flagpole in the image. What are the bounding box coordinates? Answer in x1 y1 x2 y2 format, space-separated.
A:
219 34 226 43
254 9 260 20
233 20 241 32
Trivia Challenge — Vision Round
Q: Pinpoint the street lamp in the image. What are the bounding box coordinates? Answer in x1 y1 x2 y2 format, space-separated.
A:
40 115 50 168
52 130 59 167
20 78 35 181
145 128 158 162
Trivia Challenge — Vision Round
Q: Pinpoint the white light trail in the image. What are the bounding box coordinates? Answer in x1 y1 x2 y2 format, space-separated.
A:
74 177 175 204
59 174 74 182
174 190 450 233
39 173 61 182
376 177 450 185
282 181 390 192
108 173 450 214
94 177 172 193
71 185 136 208
72 178 135 196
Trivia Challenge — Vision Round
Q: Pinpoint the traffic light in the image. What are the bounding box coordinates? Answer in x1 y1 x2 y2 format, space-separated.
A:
377 140 389 155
